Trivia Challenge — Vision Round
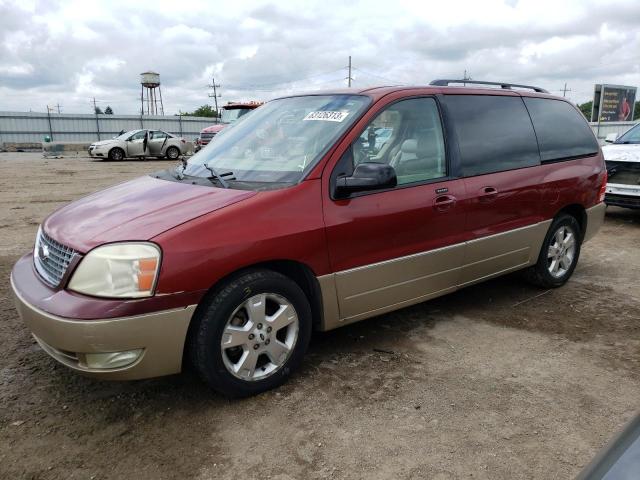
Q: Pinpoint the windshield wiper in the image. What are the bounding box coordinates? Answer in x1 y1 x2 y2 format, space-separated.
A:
203 161 233 188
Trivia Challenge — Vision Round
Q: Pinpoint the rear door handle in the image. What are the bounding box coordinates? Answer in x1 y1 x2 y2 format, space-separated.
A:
434 194 456 212
478 186 498 203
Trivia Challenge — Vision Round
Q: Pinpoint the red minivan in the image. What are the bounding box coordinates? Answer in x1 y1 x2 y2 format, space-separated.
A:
11 80 607 397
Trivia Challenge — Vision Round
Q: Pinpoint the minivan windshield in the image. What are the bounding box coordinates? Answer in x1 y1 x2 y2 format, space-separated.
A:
182 95 369 187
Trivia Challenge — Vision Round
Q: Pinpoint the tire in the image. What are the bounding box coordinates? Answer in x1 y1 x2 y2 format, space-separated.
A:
108 147 125 161
524 214 582 288
166 146 180 160
188 269 312 397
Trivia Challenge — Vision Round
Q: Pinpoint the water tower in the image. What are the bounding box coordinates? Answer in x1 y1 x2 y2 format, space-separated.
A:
140 71 164 115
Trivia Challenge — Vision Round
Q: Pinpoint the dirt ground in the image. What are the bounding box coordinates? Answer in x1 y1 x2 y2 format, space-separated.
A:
0 152 638 480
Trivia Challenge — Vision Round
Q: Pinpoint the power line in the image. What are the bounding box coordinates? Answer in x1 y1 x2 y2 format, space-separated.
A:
352 67 406 85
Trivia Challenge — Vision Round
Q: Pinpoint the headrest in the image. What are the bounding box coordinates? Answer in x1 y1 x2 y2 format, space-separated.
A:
401 139 417 154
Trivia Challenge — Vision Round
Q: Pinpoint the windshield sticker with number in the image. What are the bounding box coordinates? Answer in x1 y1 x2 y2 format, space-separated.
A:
303 111 349 122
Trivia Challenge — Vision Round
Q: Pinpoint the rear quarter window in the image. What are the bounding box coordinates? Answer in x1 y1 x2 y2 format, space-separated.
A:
444 95 540 177
523 97 599 162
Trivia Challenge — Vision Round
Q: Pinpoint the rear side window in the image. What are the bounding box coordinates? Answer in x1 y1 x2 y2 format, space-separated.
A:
523 98 599 162
444 95 540 176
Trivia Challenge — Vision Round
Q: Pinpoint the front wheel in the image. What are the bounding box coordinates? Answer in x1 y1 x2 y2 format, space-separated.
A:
524 214 582 288
108 147 124 161
188 270 312 397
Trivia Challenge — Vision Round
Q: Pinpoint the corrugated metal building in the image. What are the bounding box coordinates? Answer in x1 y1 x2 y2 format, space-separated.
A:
0 111 636 145
0 111 217 143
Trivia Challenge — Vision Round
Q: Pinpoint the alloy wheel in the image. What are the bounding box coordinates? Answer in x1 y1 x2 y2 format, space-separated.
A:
220 293 299 381
547 225 576 278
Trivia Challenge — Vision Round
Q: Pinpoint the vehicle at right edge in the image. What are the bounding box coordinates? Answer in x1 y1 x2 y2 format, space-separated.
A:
602 122 640 209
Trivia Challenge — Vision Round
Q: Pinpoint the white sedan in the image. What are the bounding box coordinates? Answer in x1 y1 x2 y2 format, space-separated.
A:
88 129 189 161
602 122 640 209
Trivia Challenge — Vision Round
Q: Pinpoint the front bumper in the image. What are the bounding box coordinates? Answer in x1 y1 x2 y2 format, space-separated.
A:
605 183 640 209
88 146 106 157
11 274 196 380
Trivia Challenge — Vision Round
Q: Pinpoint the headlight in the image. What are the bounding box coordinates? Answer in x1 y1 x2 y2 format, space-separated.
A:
68 243 161 298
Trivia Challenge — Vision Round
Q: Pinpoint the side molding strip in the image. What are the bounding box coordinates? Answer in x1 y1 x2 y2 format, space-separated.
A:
317 219 552 331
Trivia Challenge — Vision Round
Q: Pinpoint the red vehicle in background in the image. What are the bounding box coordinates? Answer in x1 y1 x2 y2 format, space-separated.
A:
194 101 263 152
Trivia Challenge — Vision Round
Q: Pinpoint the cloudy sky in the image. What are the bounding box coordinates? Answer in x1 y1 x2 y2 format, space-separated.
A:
1 0 639 114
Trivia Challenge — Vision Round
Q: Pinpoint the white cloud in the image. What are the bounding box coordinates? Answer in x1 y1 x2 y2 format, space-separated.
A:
0 0 638 113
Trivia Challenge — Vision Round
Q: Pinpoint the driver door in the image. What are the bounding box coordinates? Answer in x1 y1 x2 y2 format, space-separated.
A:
322 96 468 323
148 131 168 155
126 130 149 157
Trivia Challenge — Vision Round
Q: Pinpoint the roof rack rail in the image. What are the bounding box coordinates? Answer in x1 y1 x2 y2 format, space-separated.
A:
429 79 549 94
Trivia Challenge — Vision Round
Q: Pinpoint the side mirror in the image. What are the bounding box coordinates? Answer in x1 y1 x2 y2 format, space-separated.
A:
335 162 397 198
605 133 618 143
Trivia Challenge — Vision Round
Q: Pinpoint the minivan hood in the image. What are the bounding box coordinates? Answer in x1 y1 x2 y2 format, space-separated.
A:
43 175 256 252
602 144 640 163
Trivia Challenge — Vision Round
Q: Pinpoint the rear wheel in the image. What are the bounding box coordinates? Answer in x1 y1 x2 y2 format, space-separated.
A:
524 214 582 288
108 147 124 161
166 146 180 160
189 270 312 397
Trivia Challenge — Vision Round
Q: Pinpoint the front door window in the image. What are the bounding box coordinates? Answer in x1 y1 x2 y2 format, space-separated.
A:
354 97 447 185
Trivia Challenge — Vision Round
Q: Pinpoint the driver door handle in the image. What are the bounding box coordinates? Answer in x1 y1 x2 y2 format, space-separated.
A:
434 194 456 212
478 186 499 203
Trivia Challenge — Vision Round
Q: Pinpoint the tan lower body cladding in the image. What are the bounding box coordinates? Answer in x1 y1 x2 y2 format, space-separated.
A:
317 219 554 331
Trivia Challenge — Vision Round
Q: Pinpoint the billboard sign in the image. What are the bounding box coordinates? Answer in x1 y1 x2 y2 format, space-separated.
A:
591 84 637 122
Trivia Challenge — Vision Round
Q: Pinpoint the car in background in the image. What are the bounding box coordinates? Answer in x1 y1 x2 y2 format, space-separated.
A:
602 122 640 209
89 129 188 161
194 101 263 152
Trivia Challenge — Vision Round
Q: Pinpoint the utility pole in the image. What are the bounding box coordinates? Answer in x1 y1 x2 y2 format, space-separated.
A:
561 82 572 97
46 105 54 141
208 77 221 122
92 97 101 140
55 103 61 114
463 69 471 86
346 56 353 87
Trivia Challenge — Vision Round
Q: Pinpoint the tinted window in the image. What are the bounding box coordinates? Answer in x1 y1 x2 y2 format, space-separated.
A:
524 97 599 161
445 95 540 176
352 97 446 185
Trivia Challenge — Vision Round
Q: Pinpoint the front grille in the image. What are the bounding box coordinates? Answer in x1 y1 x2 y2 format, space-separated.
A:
605 193 640 209
200 132 216 140
34 229 78 287
606 161 640 186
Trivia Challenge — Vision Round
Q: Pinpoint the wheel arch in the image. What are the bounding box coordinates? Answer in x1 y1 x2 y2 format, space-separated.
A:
555 203 587 239
108 146 125 160
183 259 324 367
